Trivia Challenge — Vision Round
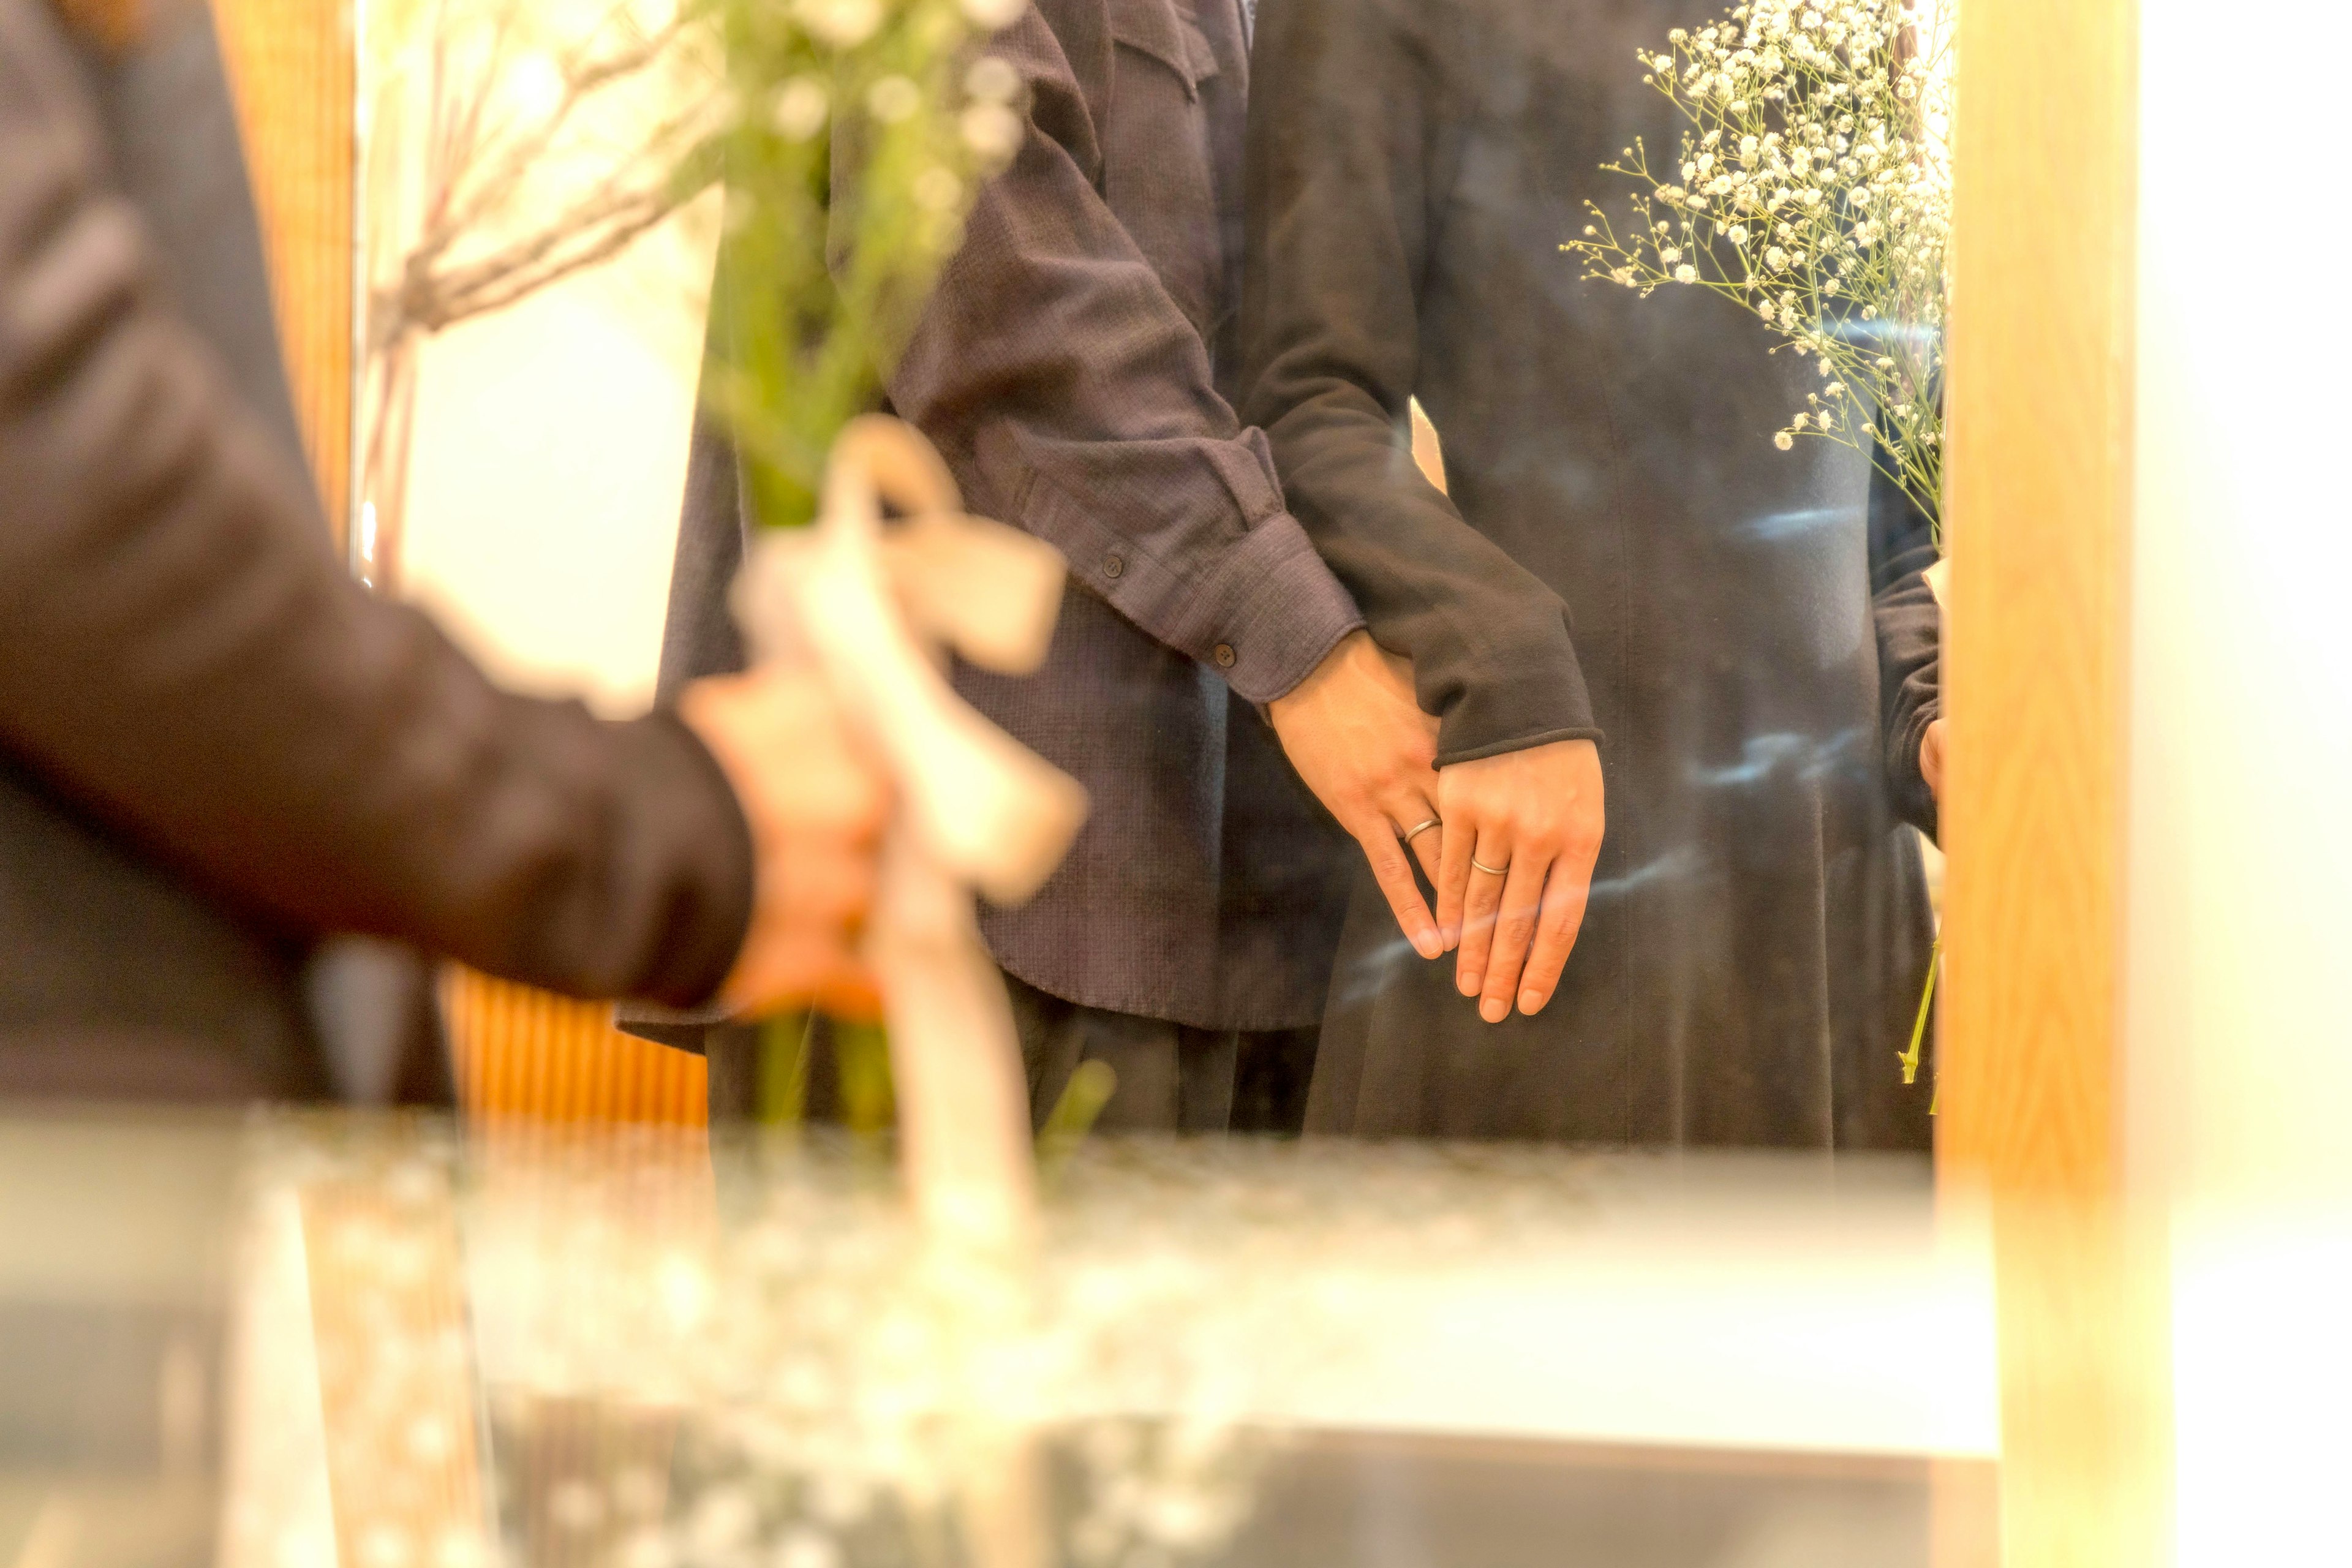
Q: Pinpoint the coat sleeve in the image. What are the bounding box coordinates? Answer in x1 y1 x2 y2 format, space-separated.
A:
876 0 1363 707
1868 458 1942 839
1238 0 1599 766
0 0 753 1007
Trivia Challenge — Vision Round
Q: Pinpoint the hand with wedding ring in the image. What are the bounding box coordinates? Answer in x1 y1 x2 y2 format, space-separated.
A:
1268 631 1448 960
1435 737 1605 1022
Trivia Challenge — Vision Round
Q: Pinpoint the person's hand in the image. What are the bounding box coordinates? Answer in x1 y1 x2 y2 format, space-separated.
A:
1268 631 1447 960
1435 739 1604 1023
679 667 891 1019
1921 717 1947 804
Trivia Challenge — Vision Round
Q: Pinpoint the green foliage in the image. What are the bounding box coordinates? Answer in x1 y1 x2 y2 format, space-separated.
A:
692 0 1025 530
760 1011 815 1124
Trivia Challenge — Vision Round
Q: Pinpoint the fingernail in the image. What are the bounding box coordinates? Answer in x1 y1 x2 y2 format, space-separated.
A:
1519 989 1544 1015
1459 971 1482 997
1480 996 1509 1023
1412 929 1439 960
1442 924 1460 949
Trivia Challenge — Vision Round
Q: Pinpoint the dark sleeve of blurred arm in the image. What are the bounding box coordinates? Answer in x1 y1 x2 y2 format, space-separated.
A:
0 9 753 1007
879 0 1362 706
1868 456 1940 840
1237 0 1598 766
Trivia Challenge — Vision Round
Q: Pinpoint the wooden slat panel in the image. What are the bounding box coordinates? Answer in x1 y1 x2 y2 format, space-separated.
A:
209 0 354 543
1939 0 2167 1562
442 968 709 1128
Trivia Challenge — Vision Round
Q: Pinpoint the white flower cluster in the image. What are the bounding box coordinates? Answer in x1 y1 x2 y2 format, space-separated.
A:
1561 0 1953 527
756 0 1030 178
236 1120 1607 1568
695 0 1035 519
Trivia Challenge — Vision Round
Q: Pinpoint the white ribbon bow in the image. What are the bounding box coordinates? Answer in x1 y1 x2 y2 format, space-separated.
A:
733 415 1087 1260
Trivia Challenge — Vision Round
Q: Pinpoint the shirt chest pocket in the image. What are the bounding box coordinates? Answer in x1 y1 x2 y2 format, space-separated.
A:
1102 0 1225 338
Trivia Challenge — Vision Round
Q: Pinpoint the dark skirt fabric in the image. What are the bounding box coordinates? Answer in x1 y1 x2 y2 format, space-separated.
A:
1248 0 1938 1149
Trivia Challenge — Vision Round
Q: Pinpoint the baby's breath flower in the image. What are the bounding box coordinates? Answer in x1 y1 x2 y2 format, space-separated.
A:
867 75 921 123
912 166 965 211
796 0 879 48
965 56 1022 103
772 77 829 140
960 101 1022 161
1561 0 1950 523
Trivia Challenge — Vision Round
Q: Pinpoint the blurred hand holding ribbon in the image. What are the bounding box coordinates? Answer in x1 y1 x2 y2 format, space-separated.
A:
731 415 1087 1262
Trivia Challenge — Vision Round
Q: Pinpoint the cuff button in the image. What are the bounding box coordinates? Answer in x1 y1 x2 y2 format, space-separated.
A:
1103 552 1125 579
1212 643 1237 669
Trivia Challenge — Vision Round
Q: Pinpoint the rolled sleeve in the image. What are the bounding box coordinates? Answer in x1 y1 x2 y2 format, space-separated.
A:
883 0 1360 706
1868 454 1942 839
1001 424 1362 703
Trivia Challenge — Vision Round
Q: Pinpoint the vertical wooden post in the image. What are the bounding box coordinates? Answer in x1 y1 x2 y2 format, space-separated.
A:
1940 0 2166 1563
209 0 355 546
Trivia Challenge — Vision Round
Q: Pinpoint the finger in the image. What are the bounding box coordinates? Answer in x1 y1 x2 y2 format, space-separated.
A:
1353 820 1441 961
689 671 893 843
1479 848 1553 1024
1454 825 1510 1001
722 929 871 1017
812 967 886 1022
768 741 892 842
1398 797 1445 884
1434 797 1477 953
1515 847 1596 1016
771 837 880 927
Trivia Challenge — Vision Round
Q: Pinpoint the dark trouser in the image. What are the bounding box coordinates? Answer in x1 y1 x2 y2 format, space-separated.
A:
703 974 1319 1136
1004 973 1317 1136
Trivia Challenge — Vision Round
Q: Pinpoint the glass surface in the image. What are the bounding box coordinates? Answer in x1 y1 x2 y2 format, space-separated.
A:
352 0 1951 1143
329 0 1966 1558
0 1111 1990 1567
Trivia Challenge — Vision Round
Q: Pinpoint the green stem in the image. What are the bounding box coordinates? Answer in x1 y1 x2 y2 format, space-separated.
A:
1901 933 1940 1088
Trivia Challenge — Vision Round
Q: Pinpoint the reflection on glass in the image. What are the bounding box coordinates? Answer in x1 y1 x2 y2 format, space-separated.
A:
0 1113 1994 1568
357 0 717 707
326 0 1970 1558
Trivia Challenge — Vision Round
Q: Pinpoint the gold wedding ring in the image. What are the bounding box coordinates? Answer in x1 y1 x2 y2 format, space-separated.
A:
1403 818 1441 845
1471 854 1508 876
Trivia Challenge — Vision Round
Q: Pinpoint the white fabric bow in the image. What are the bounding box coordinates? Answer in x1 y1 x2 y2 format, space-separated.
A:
733 415 1087 1261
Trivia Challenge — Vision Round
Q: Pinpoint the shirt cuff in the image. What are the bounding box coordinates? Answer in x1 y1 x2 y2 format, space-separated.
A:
1187 509 1365 703
1027 466 1365 704
1429 625 1603 769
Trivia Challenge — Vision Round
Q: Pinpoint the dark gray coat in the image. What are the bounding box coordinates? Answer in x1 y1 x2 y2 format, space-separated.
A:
0 0 755 1100
653 0 1363 1036
1242 0 1939 1147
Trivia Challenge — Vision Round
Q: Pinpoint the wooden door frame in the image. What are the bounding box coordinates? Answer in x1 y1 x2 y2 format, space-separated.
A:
1942 0 2164 1562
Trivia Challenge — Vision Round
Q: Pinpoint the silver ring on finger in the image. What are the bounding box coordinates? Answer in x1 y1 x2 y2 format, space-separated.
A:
1402 817 1441 846
1471 854 1509 876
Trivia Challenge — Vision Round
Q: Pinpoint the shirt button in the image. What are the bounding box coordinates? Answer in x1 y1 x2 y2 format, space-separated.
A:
1213 643 1237 669
1103 552 1125 579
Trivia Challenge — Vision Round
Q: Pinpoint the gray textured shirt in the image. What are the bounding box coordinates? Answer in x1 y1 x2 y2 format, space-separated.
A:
654 0 1363 1032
